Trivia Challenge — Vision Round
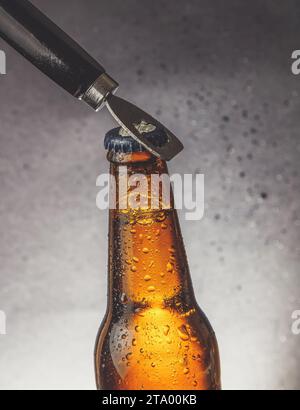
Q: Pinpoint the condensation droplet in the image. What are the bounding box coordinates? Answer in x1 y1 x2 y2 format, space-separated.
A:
132 256 139 263
135 325 140 333
147 285 156 292
177 325 190 341
144 274 151 281
132 338 137 346
183 368 190 375
167 262 173 272
156 213 165 222
163 325 170 336
137 218 152 226
142 247 149 254
131 265 137 272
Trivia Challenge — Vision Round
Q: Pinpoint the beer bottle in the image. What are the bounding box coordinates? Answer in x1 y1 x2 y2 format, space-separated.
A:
95 124 221 390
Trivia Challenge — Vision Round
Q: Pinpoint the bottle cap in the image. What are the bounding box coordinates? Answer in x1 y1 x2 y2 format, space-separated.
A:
104 121 168 154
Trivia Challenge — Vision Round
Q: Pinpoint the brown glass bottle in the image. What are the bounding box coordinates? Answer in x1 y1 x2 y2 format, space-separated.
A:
95 127 221 390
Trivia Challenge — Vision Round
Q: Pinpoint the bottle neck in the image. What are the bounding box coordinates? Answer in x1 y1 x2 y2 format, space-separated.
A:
107 152 195 310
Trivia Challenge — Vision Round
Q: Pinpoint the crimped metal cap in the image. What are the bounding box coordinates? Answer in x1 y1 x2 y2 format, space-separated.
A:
104 122 168 154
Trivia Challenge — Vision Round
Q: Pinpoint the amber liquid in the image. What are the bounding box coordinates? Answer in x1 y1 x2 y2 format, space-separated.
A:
95 154 221 390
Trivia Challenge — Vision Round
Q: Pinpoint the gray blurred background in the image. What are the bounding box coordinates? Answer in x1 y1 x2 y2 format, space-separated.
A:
0 0 299 390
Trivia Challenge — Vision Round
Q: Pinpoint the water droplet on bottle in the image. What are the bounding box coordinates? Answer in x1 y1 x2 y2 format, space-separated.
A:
193 380 198 387
126 352 132 360
147 285 156 292
161 223 167 229
156 212 166 222
130 229 136 234
151 362 156 368
120 293 128 304
135 325 140 333
131 265 137 272
183 367 190 375
163 325 170 336
142 247 149 254
135 307 145 317
132 338 137 346
160 272 165 277
144 274 151 281
140 348 144 353
177 325 190 341
132 256 139 263
137 218 152 225
166 262 173 272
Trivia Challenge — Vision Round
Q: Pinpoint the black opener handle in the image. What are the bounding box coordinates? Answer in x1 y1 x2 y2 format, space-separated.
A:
0 0 107 98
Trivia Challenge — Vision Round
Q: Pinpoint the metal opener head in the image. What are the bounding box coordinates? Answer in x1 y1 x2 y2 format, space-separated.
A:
81 74 184 161
105 95 184 161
